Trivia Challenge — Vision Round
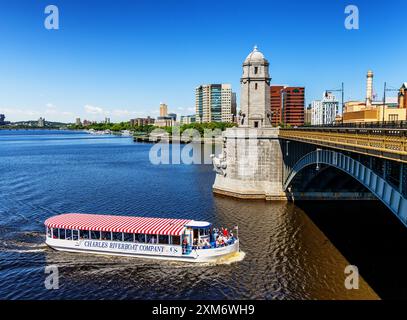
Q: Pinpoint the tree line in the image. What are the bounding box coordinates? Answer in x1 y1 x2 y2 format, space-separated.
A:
68 122 237 135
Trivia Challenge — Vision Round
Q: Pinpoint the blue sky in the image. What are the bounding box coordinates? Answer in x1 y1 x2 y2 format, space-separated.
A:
0 0 406 122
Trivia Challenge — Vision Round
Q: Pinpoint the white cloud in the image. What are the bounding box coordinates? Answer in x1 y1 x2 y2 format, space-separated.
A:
0 107 40 117
46 103 56 109
84 104 106 115
111 109 146 117
176 106 195 115
84 105 148 119
0 106 74 122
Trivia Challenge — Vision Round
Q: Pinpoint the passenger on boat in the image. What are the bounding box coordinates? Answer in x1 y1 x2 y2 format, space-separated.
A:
223 228 229 237
202 239 211 249
216 236 225 247
213 228 219 240
197 238 210 249
182 237 189 254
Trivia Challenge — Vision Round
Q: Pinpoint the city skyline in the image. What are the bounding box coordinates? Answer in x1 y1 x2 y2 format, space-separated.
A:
0 0 406 122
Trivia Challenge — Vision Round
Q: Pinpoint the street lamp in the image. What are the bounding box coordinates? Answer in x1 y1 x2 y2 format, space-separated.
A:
325 82 344 125
382 82 399 124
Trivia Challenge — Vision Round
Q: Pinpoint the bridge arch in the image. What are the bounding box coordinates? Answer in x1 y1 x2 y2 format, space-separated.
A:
283 150 407 227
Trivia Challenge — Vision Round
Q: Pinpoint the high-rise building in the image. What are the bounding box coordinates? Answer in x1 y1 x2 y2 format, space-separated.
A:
159 103 168 117
269 86 305 126
155 103 177 127
311 91 339 126
0 114 5 126
38 117 45 127
220 85 233 123
195 84 235 123
105 117 111 124
304 105 312 125
75 118 82 126
270 85 285 125
231 92 237 123
282 87 305 127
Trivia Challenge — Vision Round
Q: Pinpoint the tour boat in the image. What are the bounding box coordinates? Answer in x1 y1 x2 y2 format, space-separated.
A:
44 213 239 262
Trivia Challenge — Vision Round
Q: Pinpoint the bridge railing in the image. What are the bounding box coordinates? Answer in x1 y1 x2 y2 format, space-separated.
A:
279 127 407 163
301 120 407 130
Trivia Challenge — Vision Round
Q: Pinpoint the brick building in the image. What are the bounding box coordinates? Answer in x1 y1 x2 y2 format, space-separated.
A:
270 86 305 126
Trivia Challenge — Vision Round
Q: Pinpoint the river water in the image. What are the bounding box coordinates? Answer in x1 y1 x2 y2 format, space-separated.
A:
1 129 401 300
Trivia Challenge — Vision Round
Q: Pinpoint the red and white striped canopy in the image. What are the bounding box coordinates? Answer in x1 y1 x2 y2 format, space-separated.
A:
45 213 192 236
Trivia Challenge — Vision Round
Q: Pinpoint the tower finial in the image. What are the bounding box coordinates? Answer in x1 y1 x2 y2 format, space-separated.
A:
253 45 258 51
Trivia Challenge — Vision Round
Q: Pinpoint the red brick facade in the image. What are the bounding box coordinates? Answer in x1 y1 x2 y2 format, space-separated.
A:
270 86 305 126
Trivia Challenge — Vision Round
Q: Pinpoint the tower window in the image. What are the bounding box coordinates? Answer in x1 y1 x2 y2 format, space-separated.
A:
254 67 258 74
255 83 258 90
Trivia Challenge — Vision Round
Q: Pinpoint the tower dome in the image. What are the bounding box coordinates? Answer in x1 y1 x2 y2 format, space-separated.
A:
244 45 268 65
240 46 271 128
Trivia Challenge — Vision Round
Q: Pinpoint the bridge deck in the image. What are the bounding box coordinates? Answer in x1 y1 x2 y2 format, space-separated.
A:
279 127 407 163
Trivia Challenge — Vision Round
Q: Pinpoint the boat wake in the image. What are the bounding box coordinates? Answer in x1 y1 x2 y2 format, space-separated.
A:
0 231 48 254
3 248 47 254
203 251 246 266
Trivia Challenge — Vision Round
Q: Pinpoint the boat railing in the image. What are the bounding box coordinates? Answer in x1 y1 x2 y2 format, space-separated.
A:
189 236 237 251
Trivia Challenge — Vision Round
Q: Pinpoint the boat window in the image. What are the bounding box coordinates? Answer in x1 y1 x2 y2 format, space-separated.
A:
66 229 72 240
90 231 101 240
59 229 66 240
52 228 59 239
146 234 157 244
80 230 90 239
123 233 133 242
112 232 123 242
72 230 79 241
171 235 180 245
101 231 112 241
134 233 145 243
158 235 169 245
47 227 51 238
199 228 209 236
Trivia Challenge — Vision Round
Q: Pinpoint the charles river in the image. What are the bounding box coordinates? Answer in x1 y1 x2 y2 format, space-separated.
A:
1 130 407 300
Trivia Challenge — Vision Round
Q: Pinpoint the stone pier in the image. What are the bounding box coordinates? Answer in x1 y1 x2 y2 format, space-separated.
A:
212 127 287 200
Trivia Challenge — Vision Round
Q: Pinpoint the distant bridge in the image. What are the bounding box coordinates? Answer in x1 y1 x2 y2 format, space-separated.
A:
279 123 407 227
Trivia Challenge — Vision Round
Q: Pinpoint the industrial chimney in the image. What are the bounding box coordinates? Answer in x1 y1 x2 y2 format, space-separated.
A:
366 70 374 107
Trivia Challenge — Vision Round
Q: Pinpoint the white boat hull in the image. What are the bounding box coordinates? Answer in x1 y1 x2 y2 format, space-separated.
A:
45 238 239 263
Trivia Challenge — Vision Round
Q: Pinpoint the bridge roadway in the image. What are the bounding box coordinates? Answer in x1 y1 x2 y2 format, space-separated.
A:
279 126 407 163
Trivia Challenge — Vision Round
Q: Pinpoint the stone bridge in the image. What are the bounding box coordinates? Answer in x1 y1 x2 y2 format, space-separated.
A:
212 124 407 227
